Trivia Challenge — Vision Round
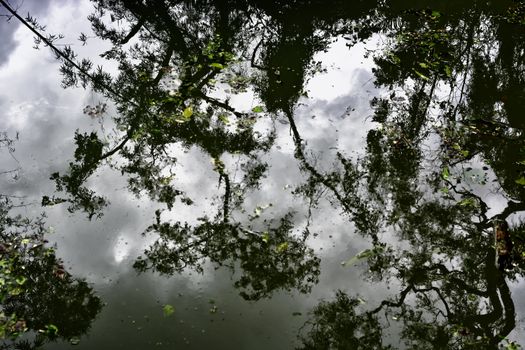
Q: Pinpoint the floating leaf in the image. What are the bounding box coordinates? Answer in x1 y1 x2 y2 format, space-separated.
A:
442 167 450 180
44 324 59 336
276 242 289 253
209 63 224 69
69 337 81 345
444 65 452 77
182 106 193 119
458 198 476 206
9 287 22 296
252 204 272 218
414 69 430 80
163 304 175 317
211 157 225 171
218 114 229 124
342 246 385 267
251 106 263 113
515 177 525 186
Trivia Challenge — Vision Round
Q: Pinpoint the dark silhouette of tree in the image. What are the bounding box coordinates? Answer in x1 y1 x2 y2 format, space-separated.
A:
134 211 320 300
294 2 525 349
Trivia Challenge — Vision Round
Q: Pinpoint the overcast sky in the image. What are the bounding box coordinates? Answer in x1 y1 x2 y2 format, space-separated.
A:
0 0 52 66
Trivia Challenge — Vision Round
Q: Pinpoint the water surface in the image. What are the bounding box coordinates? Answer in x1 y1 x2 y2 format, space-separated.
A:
1 1 525 349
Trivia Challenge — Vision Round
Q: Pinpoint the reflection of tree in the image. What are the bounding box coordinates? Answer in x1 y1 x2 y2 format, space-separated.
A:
134 211 319 300
298 291 389 350
0 0 379 300
0 142 102 348
3 0 525 345
0 202 102 349
295 3 525 349
0 202 103 349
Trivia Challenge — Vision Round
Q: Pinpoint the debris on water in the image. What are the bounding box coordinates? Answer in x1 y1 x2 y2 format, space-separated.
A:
69 337 80 345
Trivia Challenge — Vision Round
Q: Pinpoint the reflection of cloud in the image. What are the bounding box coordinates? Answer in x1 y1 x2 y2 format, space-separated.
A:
112 234 130 263
0 0 57 67
0 19 17 66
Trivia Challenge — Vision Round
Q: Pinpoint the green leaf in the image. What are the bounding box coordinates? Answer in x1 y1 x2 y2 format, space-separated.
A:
163 304 175 317
431 10 441 18
342 246 384 267
251 106 264 113
9 287 22 296
458 198 476 206
276 242 289 253
16 276 27 285
414 69 430 80
218 114 229 124
444 65 452 77
261 232 270 243
209 63 224 69
515 177 525 186
442 167 450 180
44 324 59 336
418 62 429 69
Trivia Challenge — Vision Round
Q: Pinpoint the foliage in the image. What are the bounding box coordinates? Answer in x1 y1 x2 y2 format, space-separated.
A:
134 212 320 300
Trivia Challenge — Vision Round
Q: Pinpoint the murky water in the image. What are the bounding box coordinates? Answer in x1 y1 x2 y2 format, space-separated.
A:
1 0 525 349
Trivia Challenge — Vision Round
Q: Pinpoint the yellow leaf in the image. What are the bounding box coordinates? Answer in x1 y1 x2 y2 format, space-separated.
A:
182 106 193 119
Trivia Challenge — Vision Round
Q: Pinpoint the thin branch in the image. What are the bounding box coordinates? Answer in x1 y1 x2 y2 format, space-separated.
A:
100 135 131 160
222 172 231 223
197 92 247 119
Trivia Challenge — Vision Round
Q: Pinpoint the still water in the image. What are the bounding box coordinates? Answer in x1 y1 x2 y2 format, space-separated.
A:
1 0 525 349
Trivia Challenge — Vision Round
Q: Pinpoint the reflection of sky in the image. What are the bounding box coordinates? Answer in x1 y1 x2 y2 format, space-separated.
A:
0 0 53 67
0 0 524 348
